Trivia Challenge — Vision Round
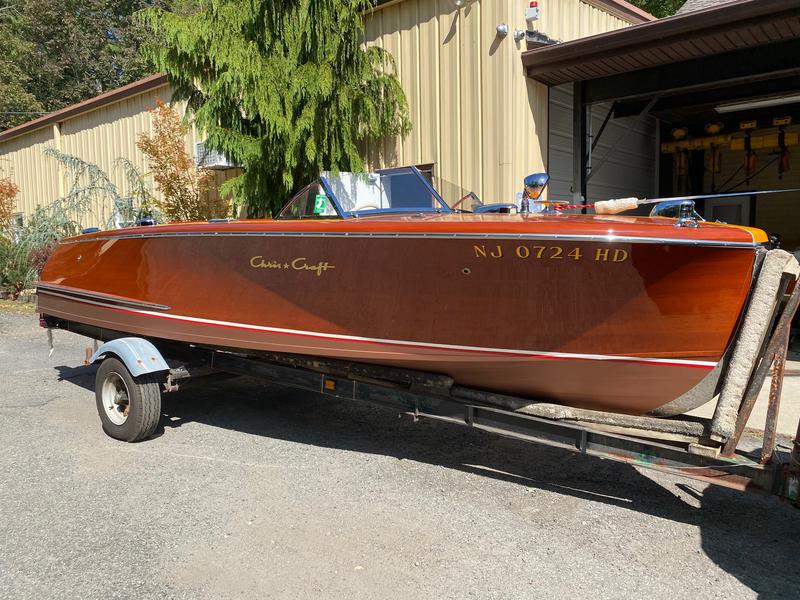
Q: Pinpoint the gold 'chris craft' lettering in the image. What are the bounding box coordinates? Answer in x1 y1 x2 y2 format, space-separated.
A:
473 244 629 262
250 256 336 276
291 257 335 276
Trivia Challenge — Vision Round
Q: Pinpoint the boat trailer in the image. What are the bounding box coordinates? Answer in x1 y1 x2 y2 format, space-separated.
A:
44 261 800 505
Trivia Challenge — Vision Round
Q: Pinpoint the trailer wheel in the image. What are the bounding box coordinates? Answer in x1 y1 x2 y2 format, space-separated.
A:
95 357 162 442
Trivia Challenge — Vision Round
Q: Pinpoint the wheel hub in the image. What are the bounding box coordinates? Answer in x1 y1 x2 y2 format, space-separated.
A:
102 372 130 426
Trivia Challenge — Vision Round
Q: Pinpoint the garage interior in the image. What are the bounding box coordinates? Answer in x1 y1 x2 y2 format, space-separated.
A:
526 0 800 252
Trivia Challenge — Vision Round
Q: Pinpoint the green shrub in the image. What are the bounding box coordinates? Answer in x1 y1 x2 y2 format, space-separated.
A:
0 236 34 299
0 149 160 298
0 167 89 297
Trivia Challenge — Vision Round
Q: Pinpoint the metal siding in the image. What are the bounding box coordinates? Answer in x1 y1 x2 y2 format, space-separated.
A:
60 86 174 227
0 126 60 218
548 84 657 203
381 4 404 165
363 0 630 204
460 0 481 199
538 0 628 41
0 82 238 229
436 0 462 191
417 0 441 170
400 0 421 163
480 0 506 203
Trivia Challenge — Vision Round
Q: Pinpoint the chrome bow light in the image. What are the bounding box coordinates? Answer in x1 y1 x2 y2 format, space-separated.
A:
520 172 550 213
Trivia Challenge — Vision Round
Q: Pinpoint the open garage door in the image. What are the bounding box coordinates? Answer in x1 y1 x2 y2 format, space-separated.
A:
548 85 658 204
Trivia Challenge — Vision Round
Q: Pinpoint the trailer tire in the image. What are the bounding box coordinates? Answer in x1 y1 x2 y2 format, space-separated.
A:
95 357 162 442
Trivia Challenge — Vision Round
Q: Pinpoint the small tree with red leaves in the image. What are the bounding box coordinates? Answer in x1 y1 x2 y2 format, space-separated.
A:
0 177 18 235
137 101 229 222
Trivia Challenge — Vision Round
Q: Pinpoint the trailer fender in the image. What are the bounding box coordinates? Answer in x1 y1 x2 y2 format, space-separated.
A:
89 337 170 378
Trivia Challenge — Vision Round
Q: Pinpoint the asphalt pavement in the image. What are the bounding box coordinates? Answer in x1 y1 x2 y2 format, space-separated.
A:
1 305 799 600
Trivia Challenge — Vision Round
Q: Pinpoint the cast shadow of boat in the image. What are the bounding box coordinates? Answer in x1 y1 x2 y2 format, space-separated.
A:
57 367 800 597
55 364 98 391
160 376 800 597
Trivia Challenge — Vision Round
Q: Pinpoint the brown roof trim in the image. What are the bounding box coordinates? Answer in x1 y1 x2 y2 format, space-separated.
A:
0 73 169 144
522 0 800 85
581 0 655 24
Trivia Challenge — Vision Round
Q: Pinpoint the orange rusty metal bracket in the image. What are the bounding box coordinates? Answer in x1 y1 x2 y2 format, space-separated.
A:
723 274 800 458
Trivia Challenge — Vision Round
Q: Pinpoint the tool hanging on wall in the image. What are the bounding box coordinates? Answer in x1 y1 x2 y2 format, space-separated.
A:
670 128 690 195
675 150 690 195
775 117 792 180
706 144 722 192
662 118 799 190
778 128 790 179
744 130 757 185
704 123 724 192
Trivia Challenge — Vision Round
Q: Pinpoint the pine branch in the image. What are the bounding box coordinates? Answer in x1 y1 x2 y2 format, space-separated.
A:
138 0 410 216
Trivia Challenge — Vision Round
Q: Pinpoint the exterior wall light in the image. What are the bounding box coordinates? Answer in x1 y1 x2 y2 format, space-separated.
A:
526 1 540 26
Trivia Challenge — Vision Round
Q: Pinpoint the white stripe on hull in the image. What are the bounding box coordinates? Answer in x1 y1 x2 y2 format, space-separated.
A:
39 289 718 369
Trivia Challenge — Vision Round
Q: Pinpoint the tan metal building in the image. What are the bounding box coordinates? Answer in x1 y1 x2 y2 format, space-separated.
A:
361 0 652 204
0 74 237 229
0 0 651 228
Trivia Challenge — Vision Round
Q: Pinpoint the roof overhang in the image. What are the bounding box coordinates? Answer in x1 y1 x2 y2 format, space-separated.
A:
522 0 800 91
0 73 169 144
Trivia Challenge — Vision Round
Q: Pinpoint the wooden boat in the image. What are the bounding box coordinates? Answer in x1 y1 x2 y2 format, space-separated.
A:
36 167 768 416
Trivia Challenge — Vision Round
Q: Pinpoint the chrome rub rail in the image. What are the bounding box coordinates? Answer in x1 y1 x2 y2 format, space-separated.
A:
61 230 761 249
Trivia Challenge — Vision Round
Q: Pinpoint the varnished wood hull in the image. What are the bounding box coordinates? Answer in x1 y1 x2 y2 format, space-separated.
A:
37 214 762 415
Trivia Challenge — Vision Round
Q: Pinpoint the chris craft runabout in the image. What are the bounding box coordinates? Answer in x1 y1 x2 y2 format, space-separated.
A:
37 167 769 415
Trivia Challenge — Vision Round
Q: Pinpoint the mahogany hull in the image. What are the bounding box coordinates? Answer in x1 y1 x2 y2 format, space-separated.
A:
37 215 761 415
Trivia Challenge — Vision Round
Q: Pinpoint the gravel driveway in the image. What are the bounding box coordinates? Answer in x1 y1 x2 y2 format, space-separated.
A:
1 307 799 599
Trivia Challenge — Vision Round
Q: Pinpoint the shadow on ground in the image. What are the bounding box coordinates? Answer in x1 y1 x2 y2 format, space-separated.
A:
60 368 800 598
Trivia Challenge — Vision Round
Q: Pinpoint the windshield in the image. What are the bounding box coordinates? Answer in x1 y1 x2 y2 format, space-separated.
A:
324 167 450 214
433 175 485 212
275 167 559 219
277 182 340 219
278 166 454 219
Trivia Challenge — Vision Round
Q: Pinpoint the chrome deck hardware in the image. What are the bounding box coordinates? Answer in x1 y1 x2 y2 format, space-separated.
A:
649 199 703 228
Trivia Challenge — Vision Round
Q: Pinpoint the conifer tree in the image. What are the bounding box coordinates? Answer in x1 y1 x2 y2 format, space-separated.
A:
139 0 411 215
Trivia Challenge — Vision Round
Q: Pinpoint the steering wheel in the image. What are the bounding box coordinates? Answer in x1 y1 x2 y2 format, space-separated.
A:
355 204 381 212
